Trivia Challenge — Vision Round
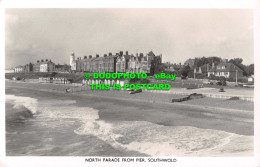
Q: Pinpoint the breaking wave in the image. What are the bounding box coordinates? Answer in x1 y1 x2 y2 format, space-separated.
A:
38 104 253 156
6 94 38 120
6 95 250 156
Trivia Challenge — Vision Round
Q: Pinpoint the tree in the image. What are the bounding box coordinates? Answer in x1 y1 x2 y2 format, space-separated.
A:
229 58 249 76
219 76 227 86
207 57 221 66
181 65 191 77
229 58 243 65
193 56 221 68
156 63 167 74
151 57 163 74
246 64 254 76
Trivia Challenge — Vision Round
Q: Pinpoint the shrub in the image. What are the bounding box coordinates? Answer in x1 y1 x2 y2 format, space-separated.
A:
195 73 204 79
129 77 140 84
140 78 150 84
187 71 194 78
226 77 235 82
237 78 248 83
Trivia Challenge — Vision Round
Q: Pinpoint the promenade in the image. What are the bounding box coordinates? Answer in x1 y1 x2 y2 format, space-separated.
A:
146 87 254 102
5 80 254 111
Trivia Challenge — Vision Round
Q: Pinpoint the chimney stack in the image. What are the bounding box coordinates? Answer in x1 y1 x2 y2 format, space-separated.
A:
140 53 144 58
126 51 128 55
104 54 107 57
89 55 92 59
96 54 99 58
84 56 87 59
109 52 112 56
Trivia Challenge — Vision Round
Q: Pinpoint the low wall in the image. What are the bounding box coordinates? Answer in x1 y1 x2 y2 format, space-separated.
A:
146 89 254 102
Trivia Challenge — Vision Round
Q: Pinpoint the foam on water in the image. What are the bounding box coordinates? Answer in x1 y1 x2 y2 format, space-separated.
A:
37 102 253 156
6 94 38 114
8 96 250 157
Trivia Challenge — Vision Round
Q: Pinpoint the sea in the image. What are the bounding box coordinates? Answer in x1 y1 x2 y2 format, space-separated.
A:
5 93 253 156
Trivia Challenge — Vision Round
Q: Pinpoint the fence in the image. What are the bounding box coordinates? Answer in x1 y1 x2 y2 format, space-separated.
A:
38 77 72 84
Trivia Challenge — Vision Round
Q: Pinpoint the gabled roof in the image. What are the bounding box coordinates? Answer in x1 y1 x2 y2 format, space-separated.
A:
208 63 243 72
147 51 155 57
199 64 211 69
208 67 216 72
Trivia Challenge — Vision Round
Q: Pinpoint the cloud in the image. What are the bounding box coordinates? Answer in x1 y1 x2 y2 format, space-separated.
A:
5 8 254 69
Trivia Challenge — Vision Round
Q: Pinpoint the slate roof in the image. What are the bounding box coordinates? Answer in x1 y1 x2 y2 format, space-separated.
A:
147 51 155 57
208 63 243 72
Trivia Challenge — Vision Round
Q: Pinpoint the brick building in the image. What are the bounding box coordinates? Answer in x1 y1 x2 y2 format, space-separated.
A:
33 59 55 72
70 51 162 74
207 62 243 79
24 63 33 72
55 64 71 73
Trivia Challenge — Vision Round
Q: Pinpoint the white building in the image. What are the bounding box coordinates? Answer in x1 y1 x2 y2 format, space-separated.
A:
39 60 55 72
14 66 25 73
5 68 15 73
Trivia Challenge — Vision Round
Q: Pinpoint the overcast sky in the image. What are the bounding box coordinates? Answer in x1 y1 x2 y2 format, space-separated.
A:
5 8 253 68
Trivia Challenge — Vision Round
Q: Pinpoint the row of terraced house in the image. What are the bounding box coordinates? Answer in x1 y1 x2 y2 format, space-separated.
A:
70 51 162 74
9 59 71 73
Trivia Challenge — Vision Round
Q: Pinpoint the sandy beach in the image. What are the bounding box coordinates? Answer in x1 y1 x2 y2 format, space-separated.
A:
5 81 254 156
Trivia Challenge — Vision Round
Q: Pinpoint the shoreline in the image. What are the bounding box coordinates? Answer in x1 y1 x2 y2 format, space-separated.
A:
5 80 254 156
5 80 254 112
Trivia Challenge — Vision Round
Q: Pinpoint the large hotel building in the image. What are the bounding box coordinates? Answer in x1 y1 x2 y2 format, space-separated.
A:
70 51 162 75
